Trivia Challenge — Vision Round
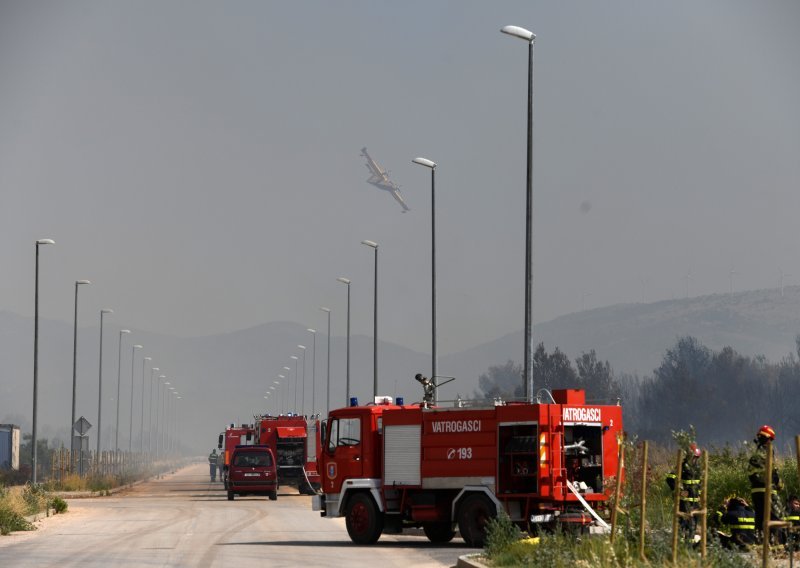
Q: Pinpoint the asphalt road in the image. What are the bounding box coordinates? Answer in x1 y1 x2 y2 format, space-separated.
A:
0 463 474 567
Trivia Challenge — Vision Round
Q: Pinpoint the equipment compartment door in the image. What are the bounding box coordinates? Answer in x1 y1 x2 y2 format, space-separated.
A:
563 424 603 494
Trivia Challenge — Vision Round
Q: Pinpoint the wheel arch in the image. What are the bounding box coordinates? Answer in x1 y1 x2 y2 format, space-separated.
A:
451 486 501 520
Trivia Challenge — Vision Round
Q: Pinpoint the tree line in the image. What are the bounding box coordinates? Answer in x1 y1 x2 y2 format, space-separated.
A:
476 336 800 448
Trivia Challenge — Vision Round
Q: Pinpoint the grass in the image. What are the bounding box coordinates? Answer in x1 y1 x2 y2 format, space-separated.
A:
483 442 800 567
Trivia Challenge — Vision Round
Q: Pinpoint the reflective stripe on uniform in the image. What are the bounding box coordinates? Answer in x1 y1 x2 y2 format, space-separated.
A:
750 488 778 494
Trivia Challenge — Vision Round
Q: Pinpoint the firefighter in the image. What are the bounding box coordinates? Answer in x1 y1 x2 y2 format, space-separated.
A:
666 443 702 541
208 449 218 482
715 496 757 551
748 424 785 544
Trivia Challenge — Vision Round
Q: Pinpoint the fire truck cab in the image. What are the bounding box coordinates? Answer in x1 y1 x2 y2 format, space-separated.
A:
312 389 623 546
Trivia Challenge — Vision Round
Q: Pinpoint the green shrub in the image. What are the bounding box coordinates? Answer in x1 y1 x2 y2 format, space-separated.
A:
50 496 68 514
21 483 48 515
0 506 33 535
484 511 523 557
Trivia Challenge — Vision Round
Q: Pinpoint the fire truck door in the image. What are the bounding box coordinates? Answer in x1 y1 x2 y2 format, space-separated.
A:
326 417 363 484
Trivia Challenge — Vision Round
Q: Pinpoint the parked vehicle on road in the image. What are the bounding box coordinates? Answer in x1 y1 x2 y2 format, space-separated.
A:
227 445 278 501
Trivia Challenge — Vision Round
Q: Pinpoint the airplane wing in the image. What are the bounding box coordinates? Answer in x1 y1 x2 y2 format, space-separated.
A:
390 188 410 212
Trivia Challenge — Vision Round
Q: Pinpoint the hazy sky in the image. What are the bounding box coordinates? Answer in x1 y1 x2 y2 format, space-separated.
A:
2 1 799 355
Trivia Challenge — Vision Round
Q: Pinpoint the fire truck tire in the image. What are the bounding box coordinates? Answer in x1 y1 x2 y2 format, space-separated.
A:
269 491 278 501
457 494 496 547
423 522 456 543
227 491 234 501
345 492 384 544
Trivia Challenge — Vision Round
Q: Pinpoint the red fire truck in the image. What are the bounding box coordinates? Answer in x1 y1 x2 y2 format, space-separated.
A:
254 414 321 494
312 389 623 546
219 424 255 489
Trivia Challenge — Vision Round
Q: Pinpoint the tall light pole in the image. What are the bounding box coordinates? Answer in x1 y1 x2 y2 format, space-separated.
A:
337 277 351 405
307 329 317 415
412 156 439 403
282 367 290 414
319 307 331 415
501 24 536 402
361 240 379 400
156 375 166 458
32 238 55 483
70 279 90 468
297 345 307 415
140 356 151 453
114 329 131 451
148 367 159 454
290 356 299 412
129 344 142 452
96 308 113 455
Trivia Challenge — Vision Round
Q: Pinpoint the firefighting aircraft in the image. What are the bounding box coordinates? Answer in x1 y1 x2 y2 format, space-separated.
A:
361 147 409 212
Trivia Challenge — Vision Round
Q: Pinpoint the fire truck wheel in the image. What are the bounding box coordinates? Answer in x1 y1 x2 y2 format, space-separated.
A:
423 522 456 543
345 493 384 544
457 493 496 547
269 491 278 501
227 491 234 501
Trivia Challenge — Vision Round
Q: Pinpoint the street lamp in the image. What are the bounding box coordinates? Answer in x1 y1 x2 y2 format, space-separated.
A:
70 279 90 468
307 329 317 415
97 308 113 455
32 238 54 483
156 375 166 458
129 344 142 452
115 329 131 451
336 277 351 405
501 24 536 402
412 156 438 403
148 367 159 454
290 356 299 412
140 356 151 453
319 307 331 415
297 345 307 415
361 240 379 400
282 367 291 414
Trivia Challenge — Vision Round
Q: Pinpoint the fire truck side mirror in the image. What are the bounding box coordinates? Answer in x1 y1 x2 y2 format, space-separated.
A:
217 434 223 449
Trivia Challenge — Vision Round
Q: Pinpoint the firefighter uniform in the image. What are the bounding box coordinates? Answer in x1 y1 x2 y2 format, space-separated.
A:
748 426 785 543
716 498 756 551
666 449 702 539
784 496 800 552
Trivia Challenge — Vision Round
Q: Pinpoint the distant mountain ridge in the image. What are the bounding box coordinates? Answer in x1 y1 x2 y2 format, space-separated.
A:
3 286 800 451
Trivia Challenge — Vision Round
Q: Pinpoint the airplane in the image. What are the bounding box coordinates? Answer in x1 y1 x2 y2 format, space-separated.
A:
361 147 409 212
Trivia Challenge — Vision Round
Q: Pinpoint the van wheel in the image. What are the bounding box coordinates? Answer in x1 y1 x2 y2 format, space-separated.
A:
227 491 234 501
345 493 384 544
269 491 277 501
457 494 496 547
423 521 456 543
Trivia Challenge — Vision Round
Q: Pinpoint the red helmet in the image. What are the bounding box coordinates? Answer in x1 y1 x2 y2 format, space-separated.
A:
757 425 776 440
690 443 701 457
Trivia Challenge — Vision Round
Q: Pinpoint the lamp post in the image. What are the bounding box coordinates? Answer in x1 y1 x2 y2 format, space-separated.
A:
148 367 159 454
140 356 151 453
31 238 55 483
290 356 299 412
129 344 142 452
70 279 90 469
307 329 317 415
412 156 438 403
501 24 536 402
96 308 113 455
361 240 379 400
319 307 331 415
282 367 290 414
336 277 351 405
114 329 130 451
156 375 166 458
297 345 307 415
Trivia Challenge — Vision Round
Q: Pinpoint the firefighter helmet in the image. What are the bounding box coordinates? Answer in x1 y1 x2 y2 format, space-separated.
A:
757 425 776 440
691 445 701 457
